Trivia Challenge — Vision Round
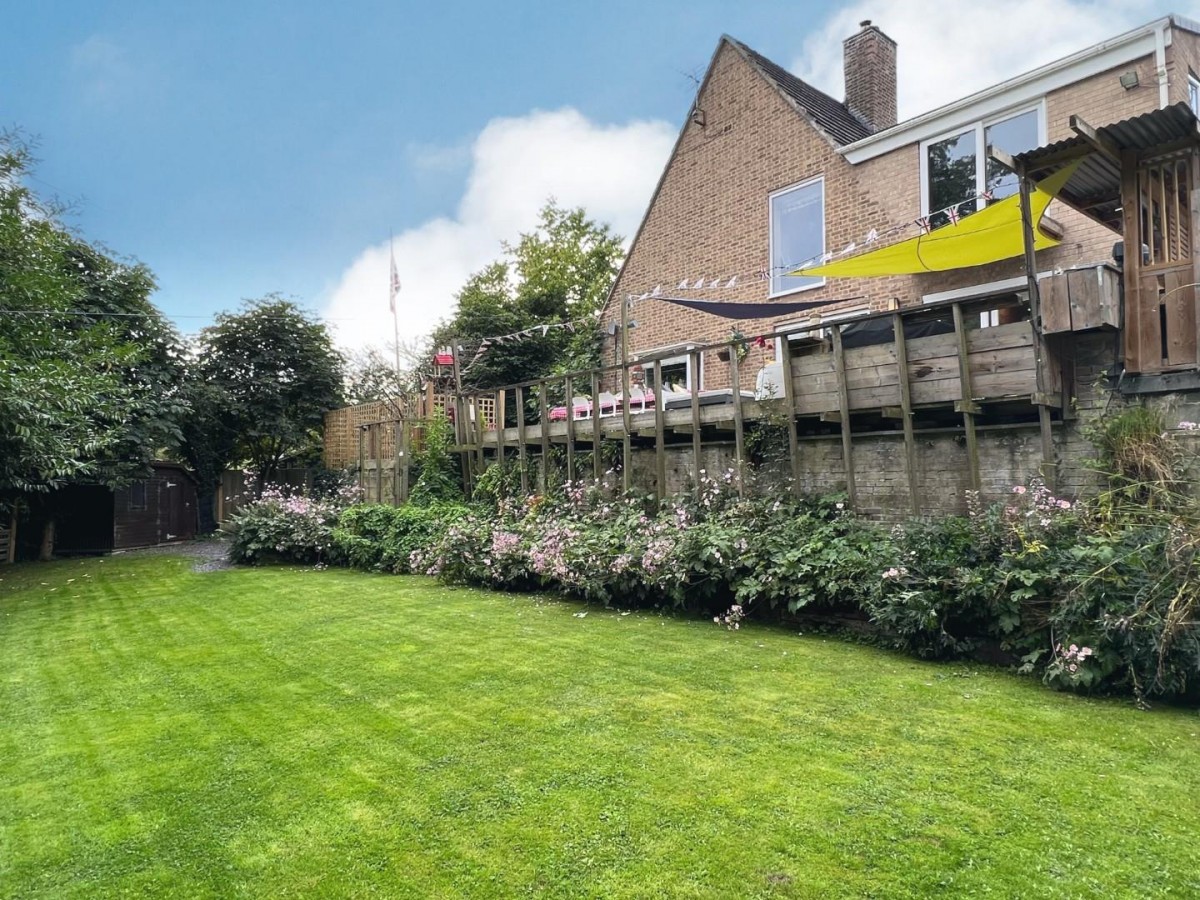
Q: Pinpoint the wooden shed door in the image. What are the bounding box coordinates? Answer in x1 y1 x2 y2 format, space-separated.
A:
165 479 190 541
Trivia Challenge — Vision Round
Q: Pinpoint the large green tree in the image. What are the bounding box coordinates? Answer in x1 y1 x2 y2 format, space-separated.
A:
432 201 623 389
0 135 185 554
184 297 344 501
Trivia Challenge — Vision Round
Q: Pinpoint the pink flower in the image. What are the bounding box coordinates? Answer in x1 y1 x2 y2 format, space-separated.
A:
1012 485 1027 495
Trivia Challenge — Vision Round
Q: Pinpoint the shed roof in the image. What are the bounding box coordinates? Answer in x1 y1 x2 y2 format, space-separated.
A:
1013 102 1200 229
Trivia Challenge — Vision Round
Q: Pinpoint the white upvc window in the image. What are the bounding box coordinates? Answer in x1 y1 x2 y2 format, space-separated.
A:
636 346 701 391
769 175 825 297
919 102 1046 228
1189 75 1200 115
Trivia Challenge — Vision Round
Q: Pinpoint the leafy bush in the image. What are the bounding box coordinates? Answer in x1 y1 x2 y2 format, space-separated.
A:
331 501 468 572
228 408 1200 704
226 484 358 565
408 413 463 505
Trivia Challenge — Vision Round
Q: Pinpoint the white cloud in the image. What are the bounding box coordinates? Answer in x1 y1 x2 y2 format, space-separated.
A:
791 1 1177 121
323 108 674 351
70 35 137 106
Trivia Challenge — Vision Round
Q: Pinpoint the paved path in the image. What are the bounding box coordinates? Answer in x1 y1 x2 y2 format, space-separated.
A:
116 538 232 572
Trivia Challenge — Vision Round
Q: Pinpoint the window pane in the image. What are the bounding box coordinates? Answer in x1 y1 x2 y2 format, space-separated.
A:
770 180 823 295
659 361 688 390
927 129 977 228
984 110 1039 202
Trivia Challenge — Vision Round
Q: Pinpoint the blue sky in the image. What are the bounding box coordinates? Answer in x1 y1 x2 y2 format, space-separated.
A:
2 0 1186 349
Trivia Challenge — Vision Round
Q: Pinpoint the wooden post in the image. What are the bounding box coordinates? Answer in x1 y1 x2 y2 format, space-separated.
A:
398 421 410 504
4 504 16 564
620 295 632 494
538 381 550 491
778 336 802 496
449 343 473 498
1192 154 1200 363
892 313 920 516
516 385 528 495
690 350 702 498
473 396 486 477
591 371 603 482
729 344 746 497
1016 168 1057 487
374 423 384 504
653 359 666 501
565 374 576 485
392 421 401 506
951 302 982 494
357 425 365 495
830 325 856 507
496 390 507 491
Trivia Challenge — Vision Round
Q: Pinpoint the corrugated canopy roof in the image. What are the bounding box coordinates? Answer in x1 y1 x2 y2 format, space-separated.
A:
1013 102 1200 230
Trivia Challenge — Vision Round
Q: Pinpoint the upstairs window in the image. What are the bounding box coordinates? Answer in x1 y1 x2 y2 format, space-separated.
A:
1189 75 1200 115
769 176 825 296
922 106 1042 228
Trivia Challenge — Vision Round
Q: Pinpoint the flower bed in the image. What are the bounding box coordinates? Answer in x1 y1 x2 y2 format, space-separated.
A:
228 412 1200 705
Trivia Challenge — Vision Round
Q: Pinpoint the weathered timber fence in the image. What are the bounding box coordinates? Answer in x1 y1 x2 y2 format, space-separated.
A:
324 391 498 505
323 394 496 470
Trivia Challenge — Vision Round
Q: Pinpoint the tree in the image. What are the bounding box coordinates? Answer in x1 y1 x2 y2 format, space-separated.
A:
344 345 409 405
186 296 344 498
0 134 186 554
431 201 623 389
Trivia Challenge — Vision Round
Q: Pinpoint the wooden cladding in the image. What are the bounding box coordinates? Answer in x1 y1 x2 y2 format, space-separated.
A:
787 320 1048 414
1123 150 1200 374
1041 265 1120 335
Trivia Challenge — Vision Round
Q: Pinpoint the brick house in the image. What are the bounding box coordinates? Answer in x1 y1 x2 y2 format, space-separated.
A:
603 15 1200 391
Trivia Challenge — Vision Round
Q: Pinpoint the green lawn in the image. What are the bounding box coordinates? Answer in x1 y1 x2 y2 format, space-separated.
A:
1 556 1197 898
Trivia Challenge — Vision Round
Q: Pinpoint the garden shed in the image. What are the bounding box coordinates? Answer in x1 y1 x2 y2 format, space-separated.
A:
48 462 199 555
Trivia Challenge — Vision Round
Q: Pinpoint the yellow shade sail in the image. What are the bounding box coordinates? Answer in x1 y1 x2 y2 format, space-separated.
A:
793 162 1079 278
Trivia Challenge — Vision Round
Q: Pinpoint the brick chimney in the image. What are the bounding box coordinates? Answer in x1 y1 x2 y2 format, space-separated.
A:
843 20 897 132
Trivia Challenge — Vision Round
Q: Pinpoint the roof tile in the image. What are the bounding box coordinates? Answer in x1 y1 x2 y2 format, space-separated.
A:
727 37 874 145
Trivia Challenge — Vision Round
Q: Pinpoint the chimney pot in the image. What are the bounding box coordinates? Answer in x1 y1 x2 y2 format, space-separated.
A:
843 22 897 132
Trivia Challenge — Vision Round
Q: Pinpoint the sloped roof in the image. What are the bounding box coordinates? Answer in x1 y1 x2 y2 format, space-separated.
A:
1014 102 1200 230
725 37 873 145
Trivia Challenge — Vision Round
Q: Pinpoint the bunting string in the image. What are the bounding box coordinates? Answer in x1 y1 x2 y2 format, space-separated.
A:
462 320 582 373
622 187 1003 301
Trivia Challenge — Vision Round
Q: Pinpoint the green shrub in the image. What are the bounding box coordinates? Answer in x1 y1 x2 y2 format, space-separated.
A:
226 486 349 565
332 501 468 572
408 413 463 505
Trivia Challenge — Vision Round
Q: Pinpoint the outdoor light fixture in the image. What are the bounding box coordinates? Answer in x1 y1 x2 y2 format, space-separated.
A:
1119 71 1140 90
690 105 707 127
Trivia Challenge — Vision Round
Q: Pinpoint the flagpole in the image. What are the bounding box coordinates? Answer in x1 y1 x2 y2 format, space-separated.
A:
389 232 401 384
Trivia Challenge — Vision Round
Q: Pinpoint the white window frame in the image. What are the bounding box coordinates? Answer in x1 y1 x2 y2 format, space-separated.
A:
921 272 1053 305
1189 75 1200 115
768 175 826 299
919 101 1047 218
634 344 702 390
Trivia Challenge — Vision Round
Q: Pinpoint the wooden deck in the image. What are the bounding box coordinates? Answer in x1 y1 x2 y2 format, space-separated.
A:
455 292 1072 511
